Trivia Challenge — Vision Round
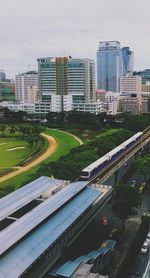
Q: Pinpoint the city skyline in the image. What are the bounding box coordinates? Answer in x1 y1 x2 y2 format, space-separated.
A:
0 0 150 78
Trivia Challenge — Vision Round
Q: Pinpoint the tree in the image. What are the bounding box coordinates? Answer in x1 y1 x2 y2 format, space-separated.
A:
9 125 17 135
135 154 150 188
0 125 6 136
26 136 35 154
112 201 130 229
112 183 141 229
18 126 31 138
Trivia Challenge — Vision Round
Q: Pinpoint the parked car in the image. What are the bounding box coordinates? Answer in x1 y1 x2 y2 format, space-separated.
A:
141 240 149 254
146 232 150 244
129 208 138 215
101 216 108 226
108 228 123 241
131 180 136 187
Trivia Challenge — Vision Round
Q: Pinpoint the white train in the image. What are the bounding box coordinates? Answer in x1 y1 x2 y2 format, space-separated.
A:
81 132 143 180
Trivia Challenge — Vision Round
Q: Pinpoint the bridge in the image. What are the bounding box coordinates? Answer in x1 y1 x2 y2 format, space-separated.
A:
0 127 149 278
88 126 150 185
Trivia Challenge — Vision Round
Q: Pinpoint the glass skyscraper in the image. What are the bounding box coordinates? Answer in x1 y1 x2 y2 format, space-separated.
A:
122 47 134 75
97 41 123 92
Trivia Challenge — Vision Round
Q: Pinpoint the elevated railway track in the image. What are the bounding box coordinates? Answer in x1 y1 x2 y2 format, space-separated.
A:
88 127 150 185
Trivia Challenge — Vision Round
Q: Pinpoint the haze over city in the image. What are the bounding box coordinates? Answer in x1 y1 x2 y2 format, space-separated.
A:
0 0 150 78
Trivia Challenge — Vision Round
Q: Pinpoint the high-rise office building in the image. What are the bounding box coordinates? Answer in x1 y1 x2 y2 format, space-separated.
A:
37 56 96 111
97 41 123 92
15 71 38 102
0 70 6 82
122 47 134 75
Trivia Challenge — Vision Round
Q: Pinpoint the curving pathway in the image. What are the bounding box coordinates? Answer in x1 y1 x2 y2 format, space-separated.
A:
0 133 57 183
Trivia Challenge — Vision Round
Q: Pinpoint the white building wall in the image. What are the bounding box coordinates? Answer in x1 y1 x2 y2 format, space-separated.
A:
15 72 38 103
63 95 73 111
120 75 142 94
51 95 61 112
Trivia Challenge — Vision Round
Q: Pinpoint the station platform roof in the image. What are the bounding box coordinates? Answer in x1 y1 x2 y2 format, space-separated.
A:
0 186 102 278
50 240 116 277
0 176 62 221
0 180 88 255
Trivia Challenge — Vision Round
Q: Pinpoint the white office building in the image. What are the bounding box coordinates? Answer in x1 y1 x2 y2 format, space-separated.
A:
15 71 38 102
37 56 96 112
120 74 142 95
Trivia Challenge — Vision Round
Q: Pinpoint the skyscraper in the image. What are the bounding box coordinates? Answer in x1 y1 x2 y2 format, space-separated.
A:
122 47 134 75
97 41 123 92
37 56 96 111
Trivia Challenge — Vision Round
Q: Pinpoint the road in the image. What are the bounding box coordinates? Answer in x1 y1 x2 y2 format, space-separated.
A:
0 133 57 183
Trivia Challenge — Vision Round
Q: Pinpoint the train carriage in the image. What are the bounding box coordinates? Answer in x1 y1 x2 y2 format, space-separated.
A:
81 132 143 180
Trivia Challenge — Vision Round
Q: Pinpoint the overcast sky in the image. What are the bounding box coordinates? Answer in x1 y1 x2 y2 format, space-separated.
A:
0 0 149 78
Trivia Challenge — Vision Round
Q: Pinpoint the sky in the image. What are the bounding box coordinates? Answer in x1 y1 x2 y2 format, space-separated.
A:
0 0 149 78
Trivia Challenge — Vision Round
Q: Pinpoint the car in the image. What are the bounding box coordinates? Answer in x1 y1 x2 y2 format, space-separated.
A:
101 216 108 226
131 180 136 187
129 208 138 215
138 182 145 194
146 232 150 243
141 240 149 254
108 228 123 241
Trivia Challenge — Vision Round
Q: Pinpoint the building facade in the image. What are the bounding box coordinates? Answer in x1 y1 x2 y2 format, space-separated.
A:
97 41 123 92
27 85 38 103
134 69 150 84
120 74 142 95
122 47 134 75
0 70 6 82
37 56 96 112
73 102 104 114
15 71 38 102
0 82 15 101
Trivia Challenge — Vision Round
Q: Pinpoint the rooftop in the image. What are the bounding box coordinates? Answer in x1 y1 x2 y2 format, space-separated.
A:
0 186 101 278
0 176 62 221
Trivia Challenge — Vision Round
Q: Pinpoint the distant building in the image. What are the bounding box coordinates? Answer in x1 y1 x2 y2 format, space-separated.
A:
27 85 39 103
119 96 150 114
0 101 35 114
73 102 104 114
120 74 142 95
105 91 120 114
0 82 15 102
122 47 134 75
0 70 6 82
134 69 150 84
142 81 150 93
97 41 123 92
37 56 96 112
0 71 15 102
96 89 106 102
15 71 38 102
96 90 119 114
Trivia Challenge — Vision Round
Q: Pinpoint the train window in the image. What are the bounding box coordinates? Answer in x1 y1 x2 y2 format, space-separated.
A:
81 171 89 177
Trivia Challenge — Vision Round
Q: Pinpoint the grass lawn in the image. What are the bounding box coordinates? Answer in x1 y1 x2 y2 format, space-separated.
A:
65 128 123 142
95 128 123 138
0 129 81 191
0 137 29 174
43 128 81 160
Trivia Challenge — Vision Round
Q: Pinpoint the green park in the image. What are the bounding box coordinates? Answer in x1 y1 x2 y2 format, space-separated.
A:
0 126 82 196
0 137 29 175
0 111 150 198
